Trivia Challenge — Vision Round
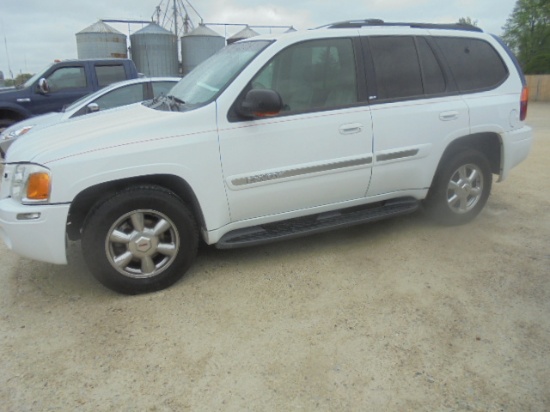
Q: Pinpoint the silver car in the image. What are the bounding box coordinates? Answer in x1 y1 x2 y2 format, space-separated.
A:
0 76 179 156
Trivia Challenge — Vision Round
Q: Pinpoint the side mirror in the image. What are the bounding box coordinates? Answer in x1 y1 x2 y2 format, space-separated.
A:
238 89 283 118
38 78 49 94
86 103 100 114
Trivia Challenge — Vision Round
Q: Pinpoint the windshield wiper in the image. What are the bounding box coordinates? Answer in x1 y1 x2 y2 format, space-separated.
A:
167 95 185 105
166 95 185 111
147 94 184 112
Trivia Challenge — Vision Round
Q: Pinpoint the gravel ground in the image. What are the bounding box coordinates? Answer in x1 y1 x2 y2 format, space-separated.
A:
1 103 549 411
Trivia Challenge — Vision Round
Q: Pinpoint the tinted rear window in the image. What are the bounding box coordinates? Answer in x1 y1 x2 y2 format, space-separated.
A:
435 37 508 92
369 36 423 100
95 65 127 87
367 36 447 101
416 37 446 95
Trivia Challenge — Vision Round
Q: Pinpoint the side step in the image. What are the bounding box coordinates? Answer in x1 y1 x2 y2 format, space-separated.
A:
216 197 419 249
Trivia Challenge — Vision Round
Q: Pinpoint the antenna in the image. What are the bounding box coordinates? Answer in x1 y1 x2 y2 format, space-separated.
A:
153 0 203 37
3 35 13 79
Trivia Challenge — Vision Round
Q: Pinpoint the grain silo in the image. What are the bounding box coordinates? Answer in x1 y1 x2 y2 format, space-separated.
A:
227 26 259 45
130 23 179 77
181 24 225 76
76 20 128 59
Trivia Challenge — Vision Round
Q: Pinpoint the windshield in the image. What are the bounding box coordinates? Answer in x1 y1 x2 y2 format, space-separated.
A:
23 64 52 88
169 40 271 106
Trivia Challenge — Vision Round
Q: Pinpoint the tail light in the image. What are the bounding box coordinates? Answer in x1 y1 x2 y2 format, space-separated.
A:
520 86 529 121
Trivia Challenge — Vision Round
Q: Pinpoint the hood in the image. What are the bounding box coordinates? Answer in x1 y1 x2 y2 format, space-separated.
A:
0 85 26 96
3 112 62 136
1 112 64 156
6 103 185 163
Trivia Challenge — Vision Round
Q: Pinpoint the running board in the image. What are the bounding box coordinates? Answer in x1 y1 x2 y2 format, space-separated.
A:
216 197 419 249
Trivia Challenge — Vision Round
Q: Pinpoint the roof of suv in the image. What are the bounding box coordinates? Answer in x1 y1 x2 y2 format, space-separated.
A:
318 19 483 32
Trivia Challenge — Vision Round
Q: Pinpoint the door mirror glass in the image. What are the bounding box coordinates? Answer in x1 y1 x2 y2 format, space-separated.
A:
86 103 100 113
238 89 283 118
38 78 49 94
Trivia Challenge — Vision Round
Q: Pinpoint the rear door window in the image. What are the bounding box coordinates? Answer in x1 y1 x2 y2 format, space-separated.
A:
92 83 145 110
416 37 446 95
366 36 448 101
368 36 424 100
95 65 127 87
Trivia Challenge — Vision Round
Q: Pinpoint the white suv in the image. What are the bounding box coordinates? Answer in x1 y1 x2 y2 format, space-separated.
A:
0 20 532 294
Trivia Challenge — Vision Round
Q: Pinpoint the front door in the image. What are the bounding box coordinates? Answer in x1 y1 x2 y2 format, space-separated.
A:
29 65 89 114
217 38 374 222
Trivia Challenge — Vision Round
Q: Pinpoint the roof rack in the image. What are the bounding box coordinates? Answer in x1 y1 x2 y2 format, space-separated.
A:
319 19 483 32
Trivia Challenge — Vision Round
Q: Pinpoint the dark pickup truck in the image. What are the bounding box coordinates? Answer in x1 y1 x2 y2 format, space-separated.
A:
0 58 139 131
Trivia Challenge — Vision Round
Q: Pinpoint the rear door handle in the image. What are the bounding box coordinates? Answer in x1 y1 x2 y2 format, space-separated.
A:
439 111 459 121
339 123 363 135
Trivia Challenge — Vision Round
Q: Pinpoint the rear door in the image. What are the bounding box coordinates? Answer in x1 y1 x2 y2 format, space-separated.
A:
217 37 374 222
362 35 470 197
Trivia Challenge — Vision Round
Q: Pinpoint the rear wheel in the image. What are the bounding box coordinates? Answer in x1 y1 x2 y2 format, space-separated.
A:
82 186 198 294
424 150 492 225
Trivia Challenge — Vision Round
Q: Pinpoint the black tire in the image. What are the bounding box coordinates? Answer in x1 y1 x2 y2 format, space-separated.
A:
424 149 492 225
81 185 198 294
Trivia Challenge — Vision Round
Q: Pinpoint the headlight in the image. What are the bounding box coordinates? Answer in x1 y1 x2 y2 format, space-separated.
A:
1 125 34 140
10 164 51 203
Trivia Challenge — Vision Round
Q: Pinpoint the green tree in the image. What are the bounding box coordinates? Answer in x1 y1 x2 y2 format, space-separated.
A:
4 73 33 87
502 0 550 74
458 17 478 27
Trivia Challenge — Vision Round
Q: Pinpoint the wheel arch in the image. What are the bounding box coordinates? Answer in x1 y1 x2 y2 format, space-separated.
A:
438 132 502 176
67 174 206 241
0 107 28 124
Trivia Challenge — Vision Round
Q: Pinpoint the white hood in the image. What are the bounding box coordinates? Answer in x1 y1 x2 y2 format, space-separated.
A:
6 103 183 164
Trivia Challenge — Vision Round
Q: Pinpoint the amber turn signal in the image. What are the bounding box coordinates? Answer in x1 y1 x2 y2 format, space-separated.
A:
27 172 51 201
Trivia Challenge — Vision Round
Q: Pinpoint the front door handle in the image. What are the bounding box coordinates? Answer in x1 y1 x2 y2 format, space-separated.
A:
339 123 363 135
439 111 459 121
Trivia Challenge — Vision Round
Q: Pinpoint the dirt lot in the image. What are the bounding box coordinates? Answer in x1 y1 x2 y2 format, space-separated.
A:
1 104 549 411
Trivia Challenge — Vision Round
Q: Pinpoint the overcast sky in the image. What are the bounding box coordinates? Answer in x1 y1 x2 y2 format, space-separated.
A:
1 0 518 78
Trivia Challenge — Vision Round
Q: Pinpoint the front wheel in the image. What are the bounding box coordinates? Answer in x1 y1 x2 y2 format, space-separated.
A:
82 186 198 294
424 150 492 225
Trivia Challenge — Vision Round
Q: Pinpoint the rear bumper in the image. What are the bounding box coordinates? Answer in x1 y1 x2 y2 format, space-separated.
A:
499 125 533 182
0 198 69 264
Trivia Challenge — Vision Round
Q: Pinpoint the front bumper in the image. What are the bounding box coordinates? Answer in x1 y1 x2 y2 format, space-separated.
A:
0 198 70 264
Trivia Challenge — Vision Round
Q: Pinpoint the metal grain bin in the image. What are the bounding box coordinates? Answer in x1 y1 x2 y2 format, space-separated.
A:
181 24 225 76
227 26 259 45
130 23 179 77
76 21 127 59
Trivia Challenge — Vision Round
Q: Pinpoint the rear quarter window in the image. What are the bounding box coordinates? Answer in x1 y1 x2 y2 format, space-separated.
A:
434 37 508 92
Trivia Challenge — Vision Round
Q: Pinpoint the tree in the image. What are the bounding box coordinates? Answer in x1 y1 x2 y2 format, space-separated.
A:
4 73 33 87
502 0 550 74
458 17 478 27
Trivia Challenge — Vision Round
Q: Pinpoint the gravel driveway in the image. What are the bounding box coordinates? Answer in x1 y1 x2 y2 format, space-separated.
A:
1 103 549 411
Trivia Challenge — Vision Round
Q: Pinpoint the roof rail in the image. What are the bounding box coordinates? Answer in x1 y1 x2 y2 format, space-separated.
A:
319 19 483 32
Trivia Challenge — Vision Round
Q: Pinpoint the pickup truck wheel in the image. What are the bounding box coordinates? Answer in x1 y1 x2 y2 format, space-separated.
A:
424 150 492 225
82 186 198 294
